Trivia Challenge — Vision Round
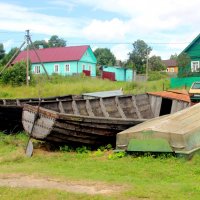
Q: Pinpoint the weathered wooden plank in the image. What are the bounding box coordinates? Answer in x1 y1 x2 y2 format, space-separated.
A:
86 99 95 117
99 98 109 117
72 100 80 115
58 101 65 113
132 96 142 118
115 97 126 119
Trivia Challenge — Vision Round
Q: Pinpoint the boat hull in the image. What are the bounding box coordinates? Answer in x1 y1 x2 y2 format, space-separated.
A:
22 104 145 147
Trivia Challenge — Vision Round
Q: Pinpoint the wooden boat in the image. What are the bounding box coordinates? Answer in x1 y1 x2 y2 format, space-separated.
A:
116 102 200 157
22 93 190 147
0 95 81 133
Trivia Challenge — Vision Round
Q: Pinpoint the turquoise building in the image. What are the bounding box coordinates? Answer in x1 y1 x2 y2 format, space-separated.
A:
13 45 97 77
102 66 134 81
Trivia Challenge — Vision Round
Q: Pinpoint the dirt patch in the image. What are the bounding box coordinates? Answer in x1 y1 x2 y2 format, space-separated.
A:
0 174 124 195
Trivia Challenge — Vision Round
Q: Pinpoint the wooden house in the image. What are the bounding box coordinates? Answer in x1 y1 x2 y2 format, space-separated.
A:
13 45 97 77
162 59 178 73
181 33 200 73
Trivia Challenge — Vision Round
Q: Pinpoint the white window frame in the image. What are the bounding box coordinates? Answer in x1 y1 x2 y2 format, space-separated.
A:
89 65 92 71
34 65 41 74
65 64 70 72
54 64 59 73
191 61 200 72
82 64 85 70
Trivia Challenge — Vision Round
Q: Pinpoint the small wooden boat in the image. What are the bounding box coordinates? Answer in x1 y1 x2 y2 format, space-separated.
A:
0 95 81 133
116 102 200 157
22 93 190 147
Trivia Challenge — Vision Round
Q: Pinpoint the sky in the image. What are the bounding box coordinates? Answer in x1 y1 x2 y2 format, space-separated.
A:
0 0 199 61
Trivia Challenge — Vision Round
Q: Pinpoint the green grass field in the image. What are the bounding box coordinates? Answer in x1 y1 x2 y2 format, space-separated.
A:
0 75 170 98
0 133 200 200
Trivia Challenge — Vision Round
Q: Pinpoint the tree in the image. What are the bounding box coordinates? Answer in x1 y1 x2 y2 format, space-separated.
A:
0 47 18 66
148 55 166 71
48 35 66 47
0 43 5 60
177 52 191 67
29 40 49 49
94 48 116 66
170 53 178 60
177 52 191 77
128 40 152 74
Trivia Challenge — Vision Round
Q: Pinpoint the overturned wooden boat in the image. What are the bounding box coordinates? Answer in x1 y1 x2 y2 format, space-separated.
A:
0 95 81 133
22 92 190 147
116 102 200 156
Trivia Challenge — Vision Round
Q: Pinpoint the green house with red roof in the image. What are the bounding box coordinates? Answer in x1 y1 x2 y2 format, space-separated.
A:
13 45 97 77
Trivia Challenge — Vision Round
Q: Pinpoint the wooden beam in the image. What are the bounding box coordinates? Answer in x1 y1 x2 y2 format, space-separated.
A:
58 101 65 113
115 97 126 119
99 98 109 117
132 96 142 118
86 100 95 117
72 100 80 115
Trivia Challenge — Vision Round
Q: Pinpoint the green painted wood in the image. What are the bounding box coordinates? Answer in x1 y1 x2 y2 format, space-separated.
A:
170 77 200 88
127 138 173 152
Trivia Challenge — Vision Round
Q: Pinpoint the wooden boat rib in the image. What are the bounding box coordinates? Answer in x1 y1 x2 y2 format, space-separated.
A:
22 94 153 146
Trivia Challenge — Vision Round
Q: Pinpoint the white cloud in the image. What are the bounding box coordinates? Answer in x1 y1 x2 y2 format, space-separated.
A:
111 44 131 61
0 1 200 59
82 18 129 41
0 3 81 37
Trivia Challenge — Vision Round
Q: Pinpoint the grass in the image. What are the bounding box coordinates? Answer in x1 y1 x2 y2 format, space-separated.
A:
0 75 170 98
0 133 200 199
0 75 192 199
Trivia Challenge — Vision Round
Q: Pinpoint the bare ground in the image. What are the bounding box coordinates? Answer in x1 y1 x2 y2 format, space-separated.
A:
0 174 125 195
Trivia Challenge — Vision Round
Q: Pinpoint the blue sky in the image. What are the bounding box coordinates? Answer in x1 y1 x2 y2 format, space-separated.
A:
0 0 199 60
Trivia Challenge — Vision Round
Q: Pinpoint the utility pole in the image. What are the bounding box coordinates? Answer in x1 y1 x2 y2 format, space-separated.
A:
25 30 30 86
146 50 149 81
0 30 50 83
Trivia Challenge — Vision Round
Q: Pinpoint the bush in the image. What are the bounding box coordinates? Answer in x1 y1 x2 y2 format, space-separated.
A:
0 61 32 86
148 71 168 81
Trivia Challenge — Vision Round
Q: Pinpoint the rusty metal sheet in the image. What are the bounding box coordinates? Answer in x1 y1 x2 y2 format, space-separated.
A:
148 89 190 103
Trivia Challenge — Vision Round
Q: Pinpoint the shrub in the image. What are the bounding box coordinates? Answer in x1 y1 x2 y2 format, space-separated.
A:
0 61 32 86
148 71 168 81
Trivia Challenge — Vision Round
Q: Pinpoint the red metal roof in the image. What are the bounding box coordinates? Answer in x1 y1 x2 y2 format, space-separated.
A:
13 45 89 63
148 90 191 103
162 59 177 67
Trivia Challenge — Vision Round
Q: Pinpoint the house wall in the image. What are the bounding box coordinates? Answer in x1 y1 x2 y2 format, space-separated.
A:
102 66 134 81
167 66 178 73
170 77 200 88
31 48 97 77
126 69 133 81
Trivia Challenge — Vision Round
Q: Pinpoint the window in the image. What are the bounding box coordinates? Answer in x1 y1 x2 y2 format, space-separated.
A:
54 64 59 73
34 66 40 74
170 68 174 72
82 65 85 70
191 61 200 72
89 65 91 71
65 64 70 72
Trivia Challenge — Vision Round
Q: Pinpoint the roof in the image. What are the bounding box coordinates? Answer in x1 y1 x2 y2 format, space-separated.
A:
162 59 177 67
148 89 190 103
182 33 200 53
13 45 89 63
